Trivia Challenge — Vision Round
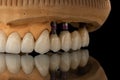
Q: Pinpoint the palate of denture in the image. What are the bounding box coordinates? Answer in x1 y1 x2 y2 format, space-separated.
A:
71 31 82 50
0 53 6 73
35 55 49 77
21 55 34 74
6 32 21 54
21 33 34 53
0 30 7 52
35 30 50 54
6 54 20 74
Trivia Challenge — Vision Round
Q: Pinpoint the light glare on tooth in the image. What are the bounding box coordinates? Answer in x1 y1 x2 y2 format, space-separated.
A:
35 30 50 54
21 33 34 53
0 54 6 73
6 32 21 54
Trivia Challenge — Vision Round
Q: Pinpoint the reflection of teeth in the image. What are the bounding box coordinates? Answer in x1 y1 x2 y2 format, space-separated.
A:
21 55 34 74
6 54 20 74
60 31 72 52
21 33 34 53
79 27 89 47
60 53 71 72
50 34 61 52
35 55 49 77
79 50 89 67
71 31 82 50
6 32 21 54
50 54 60 71
0 31 7 52
35 30 50 54
0 54 6 73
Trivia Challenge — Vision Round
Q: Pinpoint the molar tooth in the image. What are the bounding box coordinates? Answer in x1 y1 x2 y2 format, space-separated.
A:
6 54 20 74
71 31 82 50
79 27 89 47
0 53 6 73
50 34 61 52
35 55 49 77
6 32 21 54
35 30 50 54
21 33 34 53
0 31 7 52
50 54 60 71
21 55 34 74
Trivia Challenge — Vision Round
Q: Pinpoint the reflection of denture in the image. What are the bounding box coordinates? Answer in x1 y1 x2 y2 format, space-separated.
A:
0 0 111 80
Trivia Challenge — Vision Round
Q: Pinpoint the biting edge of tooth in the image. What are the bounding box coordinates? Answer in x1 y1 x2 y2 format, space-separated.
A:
21 33 34 53
71 31 82 50
6 54 21 74
60 31 72 52
0 30 7 52
50 34 61 52
0 53 6 73
21 55 34 74
35 55 49 77
35 30 50 54
6 32 21 54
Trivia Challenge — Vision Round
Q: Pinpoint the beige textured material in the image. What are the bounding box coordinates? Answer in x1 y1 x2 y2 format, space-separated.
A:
0 0 111 32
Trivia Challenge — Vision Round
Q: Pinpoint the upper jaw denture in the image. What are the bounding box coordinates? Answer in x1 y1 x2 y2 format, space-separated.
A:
0 0 111 80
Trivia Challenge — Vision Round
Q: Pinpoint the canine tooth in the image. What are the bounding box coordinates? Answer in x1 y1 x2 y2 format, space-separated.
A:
60 53 71 72
79 50 89 67
6 54 20 74
21 33 34 53
0 54 6 73
35 55 49 77
79 27 89 47
71 31 82 50
50 34 61 52
0 31 7 52
50 54 60 71
6 32 21 54
35 30 50 54
60 31 71 52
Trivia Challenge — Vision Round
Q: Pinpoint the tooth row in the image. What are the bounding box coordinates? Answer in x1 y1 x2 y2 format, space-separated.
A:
0 27 89 54
0 50 89 76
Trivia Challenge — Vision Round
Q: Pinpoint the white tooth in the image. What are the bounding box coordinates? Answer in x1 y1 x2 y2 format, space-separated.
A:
21 55 34 74
6 54 20 74
77 50 82 65
50 34 61 52
79 50 89 67
21 33 34 53
35 55 49 77
0 31 7 52
71 31 82 50
50 54 60 71
60 31 71 52
60 53 71 72
70 51 80 70
0 53 6 73
79 27 89 47
35 30 50 54
6 32 21 54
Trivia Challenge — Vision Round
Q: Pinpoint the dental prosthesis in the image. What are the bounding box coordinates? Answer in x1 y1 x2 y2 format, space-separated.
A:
0 0 111 80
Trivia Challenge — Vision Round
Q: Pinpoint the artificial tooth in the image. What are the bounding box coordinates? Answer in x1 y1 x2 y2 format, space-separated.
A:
79 27 89 47
0 54 6 73
35 55 49 77
50 34 61 52
71 31 82 50
6 54 20 74
21 55 34 74
79 50 89 67
60 53 71 72
50 54 60 71
6 32 21 54
21 33 34 53
0 31 7 52
35 30 50 54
